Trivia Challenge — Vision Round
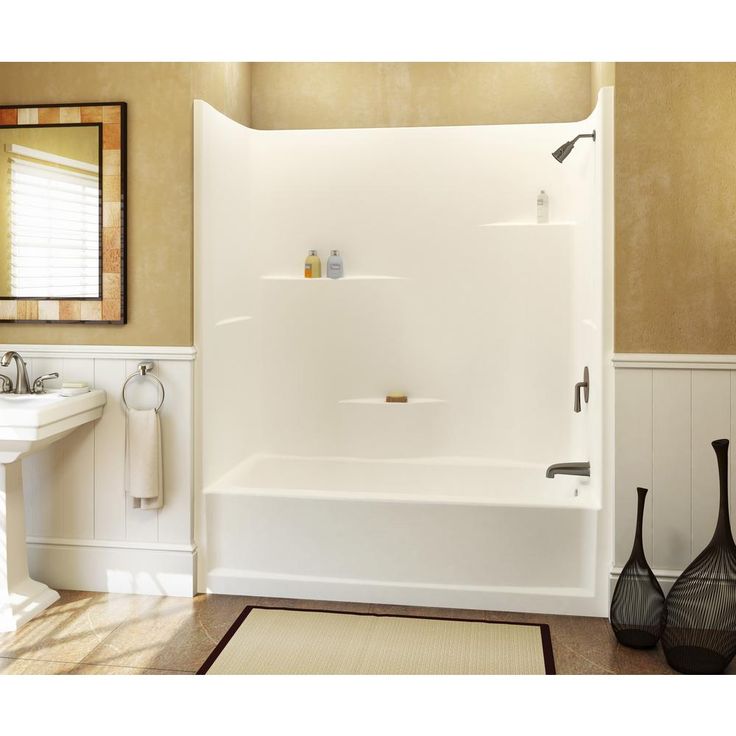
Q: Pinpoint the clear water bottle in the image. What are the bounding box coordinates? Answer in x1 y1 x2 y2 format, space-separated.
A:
536 190 549 223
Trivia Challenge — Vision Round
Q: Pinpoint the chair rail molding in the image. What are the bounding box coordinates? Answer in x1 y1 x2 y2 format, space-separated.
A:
0 344 196 361
613 353 736 370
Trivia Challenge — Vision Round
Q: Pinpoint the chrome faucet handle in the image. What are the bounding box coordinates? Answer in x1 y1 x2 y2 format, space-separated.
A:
574 366 590 413
0 374 12 393
32 372 59 394
0 350 31 394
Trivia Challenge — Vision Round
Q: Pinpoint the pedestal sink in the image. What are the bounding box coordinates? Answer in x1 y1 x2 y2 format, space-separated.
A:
0 389 106 631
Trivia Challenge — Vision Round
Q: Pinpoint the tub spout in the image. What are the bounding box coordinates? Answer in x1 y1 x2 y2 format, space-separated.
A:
546 461 590 479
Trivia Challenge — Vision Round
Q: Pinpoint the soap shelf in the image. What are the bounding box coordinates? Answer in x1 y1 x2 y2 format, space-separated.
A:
260 275 408 282
338 398 446 406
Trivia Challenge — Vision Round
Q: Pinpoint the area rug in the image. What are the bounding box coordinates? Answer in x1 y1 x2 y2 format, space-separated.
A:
198 606 555 675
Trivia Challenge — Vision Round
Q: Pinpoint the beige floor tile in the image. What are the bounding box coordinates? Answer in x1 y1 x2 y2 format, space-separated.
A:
0 657 74 674
81 593 249 672
609 643 674 675
0 658 192 675
543 615 621 673
551 645 614 675
248 597 375 614
2 591 733 676
141 668 194 675
69 664 193 675
0 590 166 664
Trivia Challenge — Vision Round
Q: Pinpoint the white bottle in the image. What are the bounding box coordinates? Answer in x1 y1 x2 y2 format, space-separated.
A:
536 190 549 223
326 249 344 279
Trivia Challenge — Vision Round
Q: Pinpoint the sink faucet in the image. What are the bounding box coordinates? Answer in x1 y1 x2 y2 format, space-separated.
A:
546 461 590 478
0 351 32 394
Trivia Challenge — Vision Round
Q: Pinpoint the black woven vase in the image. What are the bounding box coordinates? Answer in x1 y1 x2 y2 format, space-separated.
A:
610 487 666 648
661 439 736 674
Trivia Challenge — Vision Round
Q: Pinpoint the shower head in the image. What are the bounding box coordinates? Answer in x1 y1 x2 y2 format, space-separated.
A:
552 130 596 163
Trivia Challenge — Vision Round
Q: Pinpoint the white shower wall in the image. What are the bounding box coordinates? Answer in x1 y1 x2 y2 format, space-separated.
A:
197 104 598 469
195 91 613 614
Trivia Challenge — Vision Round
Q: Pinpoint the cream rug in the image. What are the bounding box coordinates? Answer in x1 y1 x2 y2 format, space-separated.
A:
199 606 555 675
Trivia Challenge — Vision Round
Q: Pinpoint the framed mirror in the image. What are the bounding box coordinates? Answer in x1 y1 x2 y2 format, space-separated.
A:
0 102 126 323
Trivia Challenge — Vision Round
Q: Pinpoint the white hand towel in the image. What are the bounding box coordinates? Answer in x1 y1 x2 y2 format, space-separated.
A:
124 408 163 510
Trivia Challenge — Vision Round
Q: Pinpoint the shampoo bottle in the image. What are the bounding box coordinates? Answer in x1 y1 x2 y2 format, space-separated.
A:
326 249 344 279
304 249 322 278
536 190 549 223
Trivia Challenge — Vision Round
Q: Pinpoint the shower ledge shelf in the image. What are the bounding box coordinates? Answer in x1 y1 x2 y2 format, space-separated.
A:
215 315 253 327
480 221 577 228
338 398 446 406
260 275 408 282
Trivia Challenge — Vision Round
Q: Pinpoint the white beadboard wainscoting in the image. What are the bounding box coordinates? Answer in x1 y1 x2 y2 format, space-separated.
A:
0 344 196 596
613 354 736 594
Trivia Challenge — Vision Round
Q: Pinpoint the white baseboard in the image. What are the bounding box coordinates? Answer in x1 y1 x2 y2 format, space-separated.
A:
205 568 607 617
27 539 197 597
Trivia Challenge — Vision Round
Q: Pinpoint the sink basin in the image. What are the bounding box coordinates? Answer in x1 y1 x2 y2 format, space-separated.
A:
0 389 106 462
0 388 106 631
0 393 60 401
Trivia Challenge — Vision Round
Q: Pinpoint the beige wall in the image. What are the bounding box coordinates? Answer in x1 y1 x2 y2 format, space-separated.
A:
615 63 736 353
590 62 615 107
251 62 593 129
0 62 251 346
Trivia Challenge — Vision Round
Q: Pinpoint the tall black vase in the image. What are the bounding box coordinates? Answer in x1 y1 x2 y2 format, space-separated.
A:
661 439 736 674
610 487 666 648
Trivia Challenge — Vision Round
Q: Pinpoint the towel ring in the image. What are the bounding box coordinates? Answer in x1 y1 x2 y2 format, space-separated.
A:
121 361 165 413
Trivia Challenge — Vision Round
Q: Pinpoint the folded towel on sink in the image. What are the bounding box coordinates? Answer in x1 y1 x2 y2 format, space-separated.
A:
124 408 163 509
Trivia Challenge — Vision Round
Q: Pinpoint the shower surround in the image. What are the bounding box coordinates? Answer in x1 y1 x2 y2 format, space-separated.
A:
194 89 614 616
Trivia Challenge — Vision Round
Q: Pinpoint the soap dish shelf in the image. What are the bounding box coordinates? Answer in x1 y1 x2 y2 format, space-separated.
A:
338 398 446 406
260 275 408 282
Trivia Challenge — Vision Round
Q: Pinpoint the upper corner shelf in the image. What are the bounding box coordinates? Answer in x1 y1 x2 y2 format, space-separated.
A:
260 275 409 282
479 221 577 228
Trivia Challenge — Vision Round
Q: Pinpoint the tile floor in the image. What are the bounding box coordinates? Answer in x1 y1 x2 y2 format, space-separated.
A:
0 591 733 675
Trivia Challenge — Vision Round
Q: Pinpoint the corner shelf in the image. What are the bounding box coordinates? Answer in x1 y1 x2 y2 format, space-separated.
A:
338 397 446 406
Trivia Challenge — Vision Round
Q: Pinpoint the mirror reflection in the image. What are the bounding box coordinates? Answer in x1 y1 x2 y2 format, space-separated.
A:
0 125 100 298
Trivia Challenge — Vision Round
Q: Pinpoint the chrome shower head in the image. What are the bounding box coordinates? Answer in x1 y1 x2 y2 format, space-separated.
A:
552 140 576 163
552 130 596 163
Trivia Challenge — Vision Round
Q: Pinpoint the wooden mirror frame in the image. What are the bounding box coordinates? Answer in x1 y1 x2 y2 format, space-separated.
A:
0 101 126 323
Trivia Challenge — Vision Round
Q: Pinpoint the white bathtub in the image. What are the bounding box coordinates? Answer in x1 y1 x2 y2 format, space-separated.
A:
203 455 603 615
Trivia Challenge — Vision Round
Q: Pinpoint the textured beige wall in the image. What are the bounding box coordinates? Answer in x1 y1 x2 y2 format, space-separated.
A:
251 62 593 129
0 62 251 346
590 62 615 107
616 63 736 353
